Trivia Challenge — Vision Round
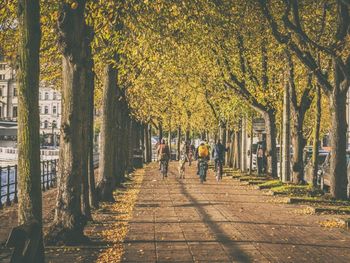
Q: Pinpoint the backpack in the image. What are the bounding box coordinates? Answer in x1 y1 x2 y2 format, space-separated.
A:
198 145 209 158
158 144 169 161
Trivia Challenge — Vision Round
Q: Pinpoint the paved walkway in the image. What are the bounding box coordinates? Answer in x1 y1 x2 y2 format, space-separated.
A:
121 162 350 263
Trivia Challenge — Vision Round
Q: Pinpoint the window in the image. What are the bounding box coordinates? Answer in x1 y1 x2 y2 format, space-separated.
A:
0 74 5 80
39 92 42 100
44 120 48 128
52 120 57 129
45 92 49 100
44 106 49 114
13 106 17 118
0 64 6 70
53 105 57 114
13 88 17 97
53 92 56 100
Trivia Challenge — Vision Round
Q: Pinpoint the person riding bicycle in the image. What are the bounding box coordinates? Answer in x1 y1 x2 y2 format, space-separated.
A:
196 141 210 181
157 139 170 176
212 139 226 177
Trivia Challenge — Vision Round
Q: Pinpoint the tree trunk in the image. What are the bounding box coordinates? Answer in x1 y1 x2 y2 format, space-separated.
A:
312 85 321 188
220 120 227 164
144 124 149 163
291 113 306 184
127 119 134 172
148 124 152 162
241 118 247 172
17 0 44 260
81 26 94 220
282 81 291 182
249 123 253 175
229 132 235 167
233 130 241 169
225 129 232 165
177 126 181 160
329 67 348 199
96 64 117 202
168 129 172 157
46 2 89 245
185 129 190 142
279 117 283 178
158 122 163 142
264 110 278 178
87 67 97 208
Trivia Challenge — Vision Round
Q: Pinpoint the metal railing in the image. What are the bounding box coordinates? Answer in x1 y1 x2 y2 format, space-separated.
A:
0 159 58 209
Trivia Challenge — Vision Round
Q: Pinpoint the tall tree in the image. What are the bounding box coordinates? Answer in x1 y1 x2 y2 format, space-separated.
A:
17 0 44 260
97 63 118 201
46 0 89 244
260 0 350 199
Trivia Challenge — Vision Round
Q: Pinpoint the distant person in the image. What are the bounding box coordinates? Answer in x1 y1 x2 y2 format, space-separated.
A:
157 139 170 174
186 140 195 166
196 141 210 179
212 139 227 174
257 144 264 175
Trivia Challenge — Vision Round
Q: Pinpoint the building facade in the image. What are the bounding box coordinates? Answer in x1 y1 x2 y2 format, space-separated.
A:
39 86 61 135
0 61 17 121
0 60 61 136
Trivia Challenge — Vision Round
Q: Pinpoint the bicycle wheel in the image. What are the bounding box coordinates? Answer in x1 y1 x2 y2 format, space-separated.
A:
160 162 166 179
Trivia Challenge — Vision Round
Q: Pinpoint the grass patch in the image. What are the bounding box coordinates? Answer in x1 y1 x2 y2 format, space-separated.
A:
257 180 283 189
270 184 313 196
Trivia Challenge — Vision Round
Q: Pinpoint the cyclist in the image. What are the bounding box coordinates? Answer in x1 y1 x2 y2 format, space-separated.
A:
186 140 195 166
196 141 210 181
157 139 170 176
212 139 227 179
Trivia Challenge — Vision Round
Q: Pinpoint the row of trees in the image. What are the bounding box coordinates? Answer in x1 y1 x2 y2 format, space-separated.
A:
1 0 349 261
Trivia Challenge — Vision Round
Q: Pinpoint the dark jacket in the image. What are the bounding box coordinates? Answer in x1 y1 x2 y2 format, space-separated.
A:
212 143 226 161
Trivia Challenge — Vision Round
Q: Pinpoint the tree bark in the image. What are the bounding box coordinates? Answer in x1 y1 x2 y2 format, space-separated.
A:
168 128 172 156
233 129 241 169
249 122 254 175
241 118 247 172
282 80 291 182
220 120 227 164
312 85 321 188
81 26 94 220
330 65 348 200
158 122 163 142
185 129 190 142
225 129 232 165
177 126 181 160
264 110 278 178
229 131 235 168
96 64 117 202
46 1 89 245
143 124 149 163
148 123 152 162
17 0 44 260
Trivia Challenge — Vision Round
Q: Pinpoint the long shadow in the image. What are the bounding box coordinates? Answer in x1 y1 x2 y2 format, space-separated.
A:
173 173 253 262
123 239 350 249
125 220 321 228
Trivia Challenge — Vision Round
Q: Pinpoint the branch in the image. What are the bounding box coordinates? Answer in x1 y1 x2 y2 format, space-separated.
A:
259 0 333 95
223 80 267 114
204 90 219 121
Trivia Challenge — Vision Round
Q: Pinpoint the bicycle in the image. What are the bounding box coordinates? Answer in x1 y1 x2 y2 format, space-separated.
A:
160 159 168 179
198 158 208 183
215 159 223 182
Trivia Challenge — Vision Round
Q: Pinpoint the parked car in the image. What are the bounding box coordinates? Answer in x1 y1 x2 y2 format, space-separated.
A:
317 150 350 191
304 149 329 186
